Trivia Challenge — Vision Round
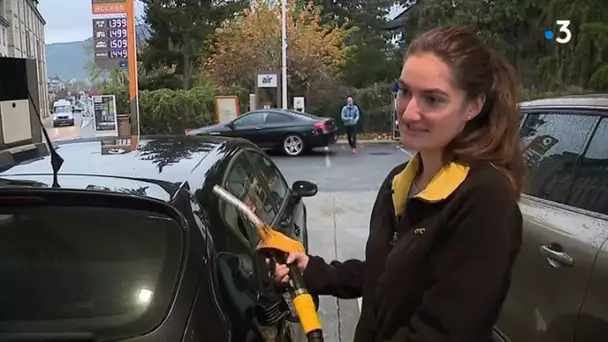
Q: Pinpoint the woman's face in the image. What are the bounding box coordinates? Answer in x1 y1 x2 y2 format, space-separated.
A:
395 53 484 153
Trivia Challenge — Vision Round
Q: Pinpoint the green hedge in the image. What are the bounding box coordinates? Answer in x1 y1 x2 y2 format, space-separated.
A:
101 85 248 134
101 81 601 136
101 82 394 134
306 83 395 133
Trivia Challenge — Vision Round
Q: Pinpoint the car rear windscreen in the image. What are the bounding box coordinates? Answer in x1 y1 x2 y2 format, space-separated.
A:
0 206 183 338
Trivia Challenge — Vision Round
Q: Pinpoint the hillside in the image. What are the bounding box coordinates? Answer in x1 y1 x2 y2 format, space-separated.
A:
45 24 150 81
45 39 92 81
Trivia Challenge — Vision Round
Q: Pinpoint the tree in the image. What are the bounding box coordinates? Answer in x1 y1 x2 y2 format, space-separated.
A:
140 0 247 89
84 40 111 86
207 0 353 95
304 0 399 88
85 18 149 87
390 0 608 92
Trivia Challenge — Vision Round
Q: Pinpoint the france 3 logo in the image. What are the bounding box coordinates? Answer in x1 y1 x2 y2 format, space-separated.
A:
544 20 572 44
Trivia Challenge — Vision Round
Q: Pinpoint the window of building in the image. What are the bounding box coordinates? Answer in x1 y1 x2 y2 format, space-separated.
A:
25 30 30 55
520 112 598 205
568 118 608 215
1 28 5 46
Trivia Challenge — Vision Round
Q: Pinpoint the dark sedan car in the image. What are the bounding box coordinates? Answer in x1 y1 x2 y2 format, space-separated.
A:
187 109 338 156
0 135 317 341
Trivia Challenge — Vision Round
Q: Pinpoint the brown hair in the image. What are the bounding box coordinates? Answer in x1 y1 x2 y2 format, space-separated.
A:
408 26 524 196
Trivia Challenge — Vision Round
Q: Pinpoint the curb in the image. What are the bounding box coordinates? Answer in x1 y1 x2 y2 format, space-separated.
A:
335 139 397 145
41 116 53 128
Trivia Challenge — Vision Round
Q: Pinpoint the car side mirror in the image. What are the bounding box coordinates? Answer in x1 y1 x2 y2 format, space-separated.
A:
227 122 235 130
292 180 318 198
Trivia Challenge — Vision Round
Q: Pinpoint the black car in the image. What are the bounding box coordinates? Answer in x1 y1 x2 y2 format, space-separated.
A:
0 135 318 341
187 109 338 156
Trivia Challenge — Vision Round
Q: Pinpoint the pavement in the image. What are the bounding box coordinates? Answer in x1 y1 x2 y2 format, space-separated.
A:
269 145 413 341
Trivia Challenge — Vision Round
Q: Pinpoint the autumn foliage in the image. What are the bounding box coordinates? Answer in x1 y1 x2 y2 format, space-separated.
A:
206 0 353 91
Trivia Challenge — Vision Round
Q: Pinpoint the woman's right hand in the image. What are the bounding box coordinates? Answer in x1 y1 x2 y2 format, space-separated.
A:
267 252 310 283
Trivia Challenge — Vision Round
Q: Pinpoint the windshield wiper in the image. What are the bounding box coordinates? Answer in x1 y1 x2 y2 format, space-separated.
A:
28 92 63 188
0 177 49 188
0 332 98 341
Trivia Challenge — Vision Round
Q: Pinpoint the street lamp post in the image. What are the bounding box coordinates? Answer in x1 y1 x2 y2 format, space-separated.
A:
280 0 288 109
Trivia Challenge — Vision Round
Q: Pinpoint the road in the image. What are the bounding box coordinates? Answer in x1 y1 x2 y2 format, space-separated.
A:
43 112 95 141
270 143 412 341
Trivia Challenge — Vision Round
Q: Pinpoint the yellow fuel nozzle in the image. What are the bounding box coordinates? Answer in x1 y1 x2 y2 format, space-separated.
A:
212 185 323 341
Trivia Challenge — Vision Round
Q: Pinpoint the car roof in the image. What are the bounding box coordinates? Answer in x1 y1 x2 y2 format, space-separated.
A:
520 94 608 111
247 108 326 120
0 135 244 202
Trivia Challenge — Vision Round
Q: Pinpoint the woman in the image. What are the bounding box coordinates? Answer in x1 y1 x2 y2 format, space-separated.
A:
271 26 524 341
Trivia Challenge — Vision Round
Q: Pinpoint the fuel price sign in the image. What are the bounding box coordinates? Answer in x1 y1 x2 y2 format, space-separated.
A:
93 16 130 70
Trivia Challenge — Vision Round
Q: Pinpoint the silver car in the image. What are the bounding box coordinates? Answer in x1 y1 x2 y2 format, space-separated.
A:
496 94 608 342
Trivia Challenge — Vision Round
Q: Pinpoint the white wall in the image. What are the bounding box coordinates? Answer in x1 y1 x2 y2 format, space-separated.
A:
3 0 48 116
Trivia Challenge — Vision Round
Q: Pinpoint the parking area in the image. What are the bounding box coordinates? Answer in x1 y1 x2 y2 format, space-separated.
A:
270 142 412 341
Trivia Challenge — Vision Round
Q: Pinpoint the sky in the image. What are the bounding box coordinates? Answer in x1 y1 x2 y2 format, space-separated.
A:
39 0 146 44
39 0 402 44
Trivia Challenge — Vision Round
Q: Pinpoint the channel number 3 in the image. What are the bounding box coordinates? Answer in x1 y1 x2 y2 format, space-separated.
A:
556 20 572 44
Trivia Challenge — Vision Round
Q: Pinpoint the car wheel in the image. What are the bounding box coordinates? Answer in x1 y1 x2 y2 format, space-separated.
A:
282 135 305 156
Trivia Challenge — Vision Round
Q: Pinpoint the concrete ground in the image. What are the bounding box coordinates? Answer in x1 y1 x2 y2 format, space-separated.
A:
270 144 413 341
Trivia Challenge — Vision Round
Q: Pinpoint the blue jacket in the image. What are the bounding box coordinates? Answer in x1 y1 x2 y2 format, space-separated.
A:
341 105 360 126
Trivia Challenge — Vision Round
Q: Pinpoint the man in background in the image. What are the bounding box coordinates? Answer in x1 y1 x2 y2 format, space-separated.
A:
341 96 360 154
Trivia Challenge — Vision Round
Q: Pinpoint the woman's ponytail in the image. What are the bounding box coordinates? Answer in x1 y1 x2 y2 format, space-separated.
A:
488 56 525 196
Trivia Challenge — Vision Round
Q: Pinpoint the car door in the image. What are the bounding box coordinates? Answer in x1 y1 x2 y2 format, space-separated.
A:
230 112 269 145
244 150 306 246
497 111 603 342
262 112 297 148
567 117 608 342
213 151 278 340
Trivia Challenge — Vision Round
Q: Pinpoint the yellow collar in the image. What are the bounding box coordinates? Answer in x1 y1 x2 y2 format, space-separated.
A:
391 154 470 216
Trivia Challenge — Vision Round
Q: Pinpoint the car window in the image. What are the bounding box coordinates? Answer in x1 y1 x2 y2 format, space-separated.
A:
286 109 321 120
222 153 276 240
266 112 293 124
568 118 608 214
520 112 597 204
54 105 72 114
0 206 182 338
246 151 290 211
233 112 267 128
